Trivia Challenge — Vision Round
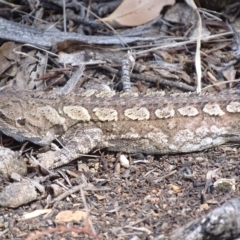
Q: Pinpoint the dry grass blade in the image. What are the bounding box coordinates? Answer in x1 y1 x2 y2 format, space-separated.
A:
186 0 202 94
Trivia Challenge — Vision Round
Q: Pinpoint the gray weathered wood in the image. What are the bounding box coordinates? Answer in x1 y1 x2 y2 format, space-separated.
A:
0 17 154 47
171 197 240 240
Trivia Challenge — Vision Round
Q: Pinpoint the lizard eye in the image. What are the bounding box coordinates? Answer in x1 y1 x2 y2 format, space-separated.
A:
16 118 26 126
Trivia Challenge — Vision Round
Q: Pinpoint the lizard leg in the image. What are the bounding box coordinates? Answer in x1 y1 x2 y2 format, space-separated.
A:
37 127 103 169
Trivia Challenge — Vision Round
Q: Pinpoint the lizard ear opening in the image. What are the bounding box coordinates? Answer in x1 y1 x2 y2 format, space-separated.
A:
50 124 65 136
16 118 26 126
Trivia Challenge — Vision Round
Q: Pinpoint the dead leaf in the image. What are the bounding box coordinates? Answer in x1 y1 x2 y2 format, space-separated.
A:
169 184 181 193
55 210 88 223
222 66 236 83
199 203 210 211
0 42 20 76
100 0 175 28
15 50 37 89
94 194 106 200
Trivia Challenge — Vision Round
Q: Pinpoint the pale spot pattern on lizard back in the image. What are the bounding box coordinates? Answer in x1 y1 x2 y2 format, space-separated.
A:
124 107 150 120
203 103 225 116
155 107 175 119
226 101 240 113
63 106 91 121
178 106 199 116
93 108 118 121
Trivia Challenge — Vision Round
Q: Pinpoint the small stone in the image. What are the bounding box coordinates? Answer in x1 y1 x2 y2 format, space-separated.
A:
0 181 38 208
119 154 130 168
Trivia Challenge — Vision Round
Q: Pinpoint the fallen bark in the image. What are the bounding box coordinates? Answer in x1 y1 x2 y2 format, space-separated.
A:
170 197 240 240
0 17 154 48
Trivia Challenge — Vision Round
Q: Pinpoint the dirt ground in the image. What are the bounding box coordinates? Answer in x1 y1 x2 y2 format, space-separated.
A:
1 146 240 239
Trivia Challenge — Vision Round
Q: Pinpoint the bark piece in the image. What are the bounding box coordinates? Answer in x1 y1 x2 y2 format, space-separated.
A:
171 197 240 240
